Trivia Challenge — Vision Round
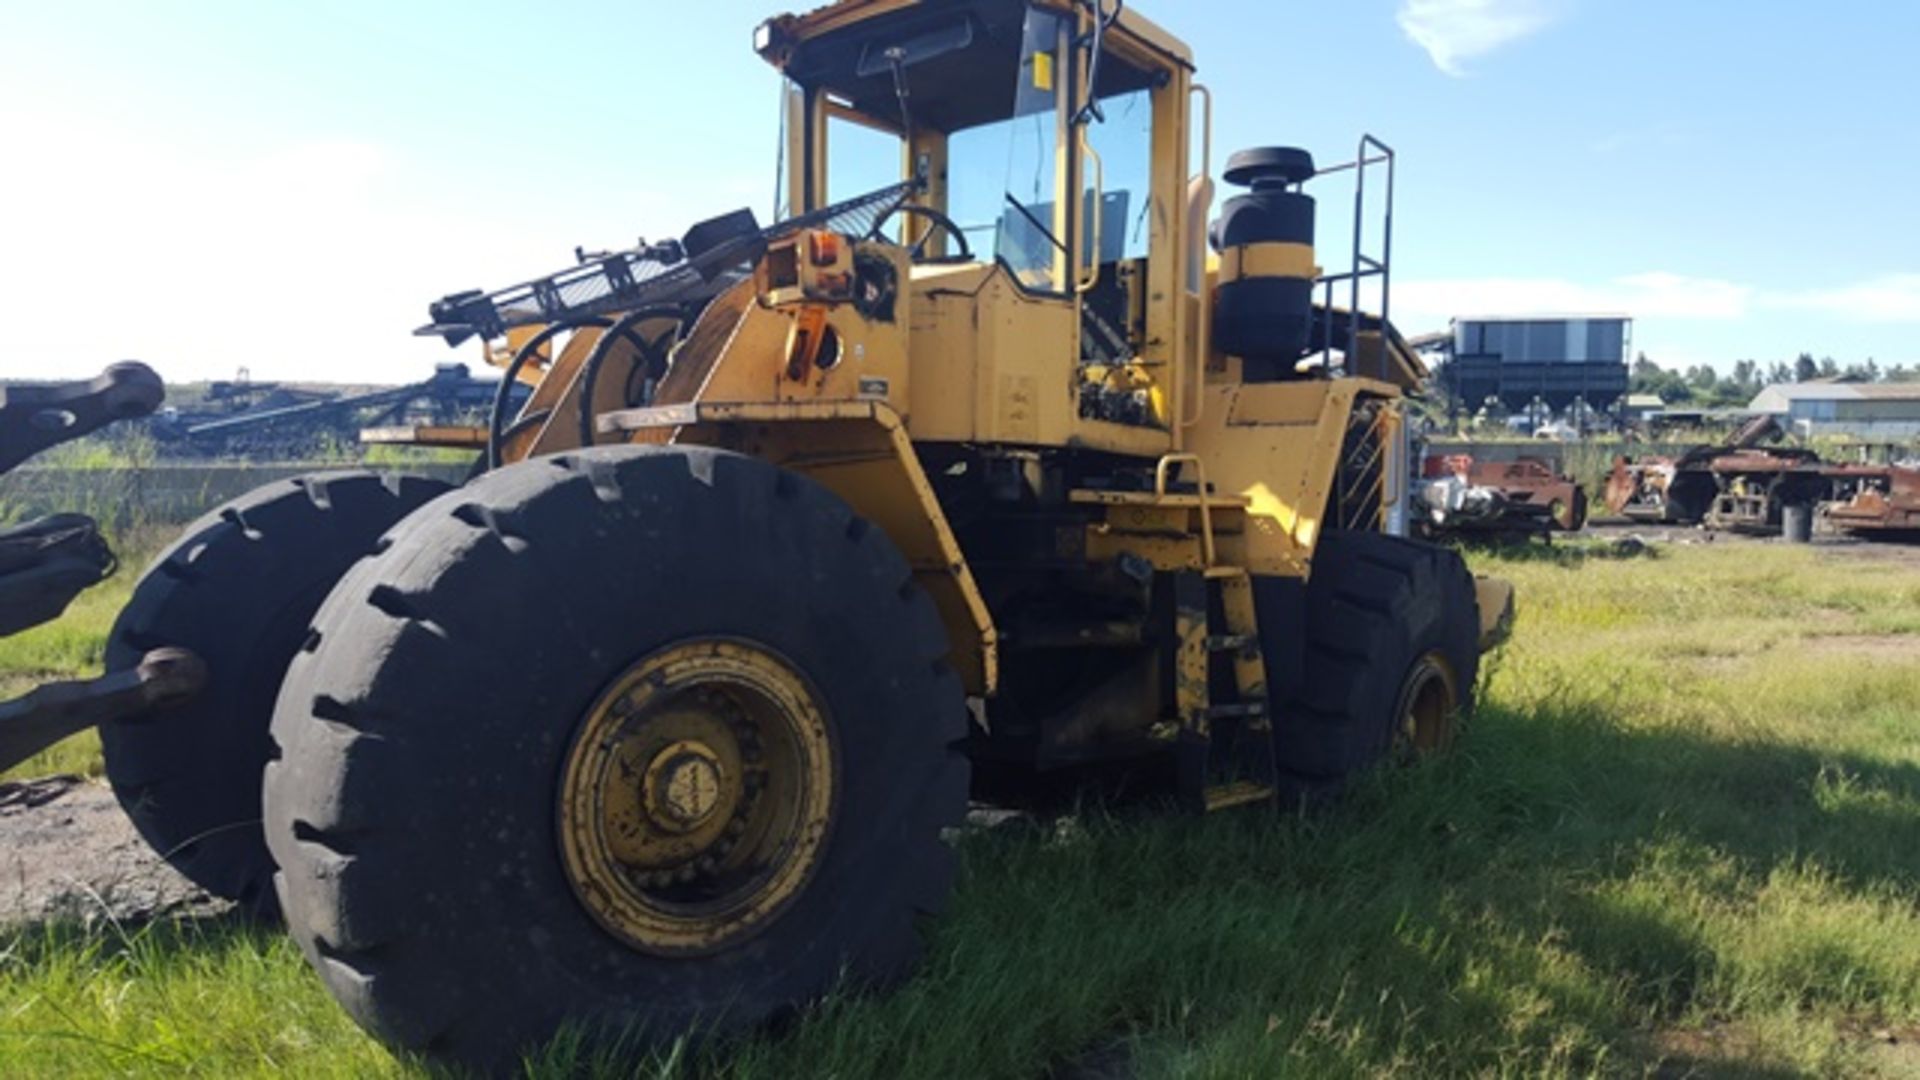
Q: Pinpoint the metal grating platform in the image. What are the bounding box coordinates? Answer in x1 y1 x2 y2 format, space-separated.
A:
417 181 918 346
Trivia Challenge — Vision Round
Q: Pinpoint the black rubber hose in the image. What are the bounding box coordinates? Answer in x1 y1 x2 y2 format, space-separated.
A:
575 306 685 451
487 318 606 472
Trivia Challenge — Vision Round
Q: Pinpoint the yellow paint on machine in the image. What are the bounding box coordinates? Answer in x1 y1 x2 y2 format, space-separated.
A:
1217 242 1318 284
602 400 999 696
1184 378 1402 578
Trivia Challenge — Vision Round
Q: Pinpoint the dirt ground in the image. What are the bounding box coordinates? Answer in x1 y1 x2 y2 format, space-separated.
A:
0 777 222 927
1584 518 1920 566
1644 1020 1920 1078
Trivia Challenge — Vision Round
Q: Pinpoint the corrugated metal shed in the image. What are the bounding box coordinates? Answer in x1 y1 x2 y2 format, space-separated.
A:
1749 381 1920 437
1750 382 1920 410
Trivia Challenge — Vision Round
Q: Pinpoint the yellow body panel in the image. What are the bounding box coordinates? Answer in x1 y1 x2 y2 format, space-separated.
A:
1185 379 1399 577
511 328 601 460
903 265 1174 456
602 400 998 696
1219 242 1318 283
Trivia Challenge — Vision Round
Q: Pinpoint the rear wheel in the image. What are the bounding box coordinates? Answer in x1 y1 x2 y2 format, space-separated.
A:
265 447 967 1070
102 472 448 915
1549 488 1589 532
1271 531 1480 801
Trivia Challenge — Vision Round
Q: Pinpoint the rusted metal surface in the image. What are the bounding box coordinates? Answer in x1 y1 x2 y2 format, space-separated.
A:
1604 417 1827 531
0 648 206 774
1416 453 1587 537
1823 464 1920 541
1606 418 1920 541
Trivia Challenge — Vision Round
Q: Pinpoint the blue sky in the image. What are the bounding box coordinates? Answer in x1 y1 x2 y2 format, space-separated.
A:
2 0 1914 383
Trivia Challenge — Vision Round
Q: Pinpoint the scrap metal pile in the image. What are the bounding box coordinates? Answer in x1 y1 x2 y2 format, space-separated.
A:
1822 459 1920 540
1414 452 1588 539
1605 415 1920 541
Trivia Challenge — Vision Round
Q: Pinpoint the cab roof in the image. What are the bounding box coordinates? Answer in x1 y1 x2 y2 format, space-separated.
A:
758 0 1194 75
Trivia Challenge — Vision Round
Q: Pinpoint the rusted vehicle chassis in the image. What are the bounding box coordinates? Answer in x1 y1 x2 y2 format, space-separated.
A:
1823 464 1920 541
1419 454 1587 536
1605 448 1826 532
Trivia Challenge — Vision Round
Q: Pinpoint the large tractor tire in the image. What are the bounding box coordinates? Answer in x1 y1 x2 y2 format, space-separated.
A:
265 447 968 1070
1272 530 1480 800
102 472 449 916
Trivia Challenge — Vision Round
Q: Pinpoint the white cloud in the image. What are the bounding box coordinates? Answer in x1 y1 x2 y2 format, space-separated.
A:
1394 271 1753 327
1769 274 1920 323
1394 270 1920 339
0 108 715 384
1617 272 1754 319
1396 0 1564 77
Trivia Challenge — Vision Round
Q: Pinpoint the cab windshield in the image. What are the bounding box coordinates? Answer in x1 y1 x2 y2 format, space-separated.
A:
790 2 1151 295
946 6 1070 290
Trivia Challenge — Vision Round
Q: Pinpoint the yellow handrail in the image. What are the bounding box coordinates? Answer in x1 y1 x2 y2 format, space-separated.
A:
1076 133 1104 294
1156 453 1216 566
1182 83 1214 431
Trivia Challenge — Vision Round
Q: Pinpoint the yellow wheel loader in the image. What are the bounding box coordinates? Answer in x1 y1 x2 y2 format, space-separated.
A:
102 0 1513 1067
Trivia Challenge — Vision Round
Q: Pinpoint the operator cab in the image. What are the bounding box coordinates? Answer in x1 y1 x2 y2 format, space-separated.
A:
758 1 1179 274
758 0 1197 429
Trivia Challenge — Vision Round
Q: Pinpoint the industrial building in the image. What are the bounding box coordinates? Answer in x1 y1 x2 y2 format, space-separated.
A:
1434 314 1632 415
1748 381 1920 438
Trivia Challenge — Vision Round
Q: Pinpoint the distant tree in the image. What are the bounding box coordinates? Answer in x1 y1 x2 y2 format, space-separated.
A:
1794 353 1819 382
1733 359 1758 389
1818 356 1841 379
1630 354 1694 403
1767 360 1793 385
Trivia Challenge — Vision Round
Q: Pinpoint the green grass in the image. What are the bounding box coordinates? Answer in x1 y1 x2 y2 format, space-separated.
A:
4 541 1919 1076
360 443 481 469
0 921 396 1079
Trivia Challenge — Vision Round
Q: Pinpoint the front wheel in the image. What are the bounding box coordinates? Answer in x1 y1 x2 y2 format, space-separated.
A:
265 447 968 1070
1270 531 1481 801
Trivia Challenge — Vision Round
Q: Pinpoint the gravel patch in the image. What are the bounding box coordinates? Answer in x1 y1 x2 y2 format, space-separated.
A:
0 776 228 927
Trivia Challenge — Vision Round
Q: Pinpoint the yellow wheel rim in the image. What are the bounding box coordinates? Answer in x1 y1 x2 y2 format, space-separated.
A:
1394 651 1460 756
558 639 835 956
